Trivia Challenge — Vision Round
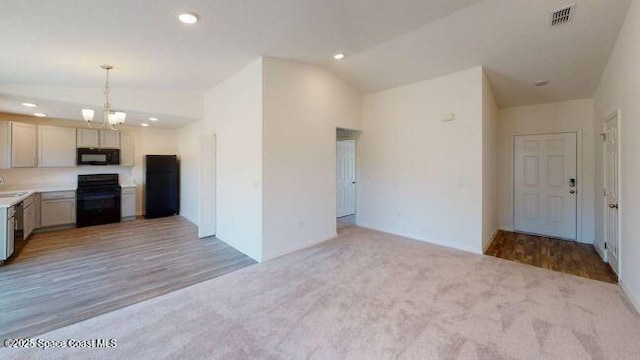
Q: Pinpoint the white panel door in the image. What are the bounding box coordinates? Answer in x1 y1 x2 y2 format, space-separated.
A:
514 133 577 240
604 115 620 274
198 135 216 238
38 125 77 167
337 140 356 217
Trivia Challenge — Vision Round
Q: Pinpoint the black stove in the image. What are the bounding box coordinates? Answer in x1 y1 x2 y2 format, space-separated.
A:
76 174 122 228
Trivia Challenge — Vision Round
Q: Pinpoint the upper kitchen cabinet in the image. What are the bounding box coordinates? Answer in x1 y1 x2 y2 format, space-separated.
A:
100 130 120 148
77 128 99 148
38 125 76 167
0 121 10 169
11 122 37 168
120 132 134 167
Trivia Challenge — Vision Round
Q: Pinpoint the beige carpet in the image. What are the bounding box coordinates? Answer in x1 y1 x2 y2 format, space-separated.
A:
3 226 640 359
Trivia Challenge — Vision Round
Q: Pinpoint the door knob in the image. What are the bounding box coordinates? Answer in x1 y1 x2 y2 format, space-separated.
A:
569 190 575 194
609 204 619 209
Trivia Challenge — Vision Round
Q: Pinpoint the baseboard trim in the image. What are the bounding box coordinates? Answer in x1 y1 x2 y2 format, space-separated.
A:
620 279 640 314
356 221 482 255
262 232 338 262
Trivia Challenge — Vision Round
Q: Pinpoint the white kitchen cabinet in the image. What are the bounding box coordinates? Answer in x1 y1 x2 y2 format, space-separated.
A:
11 122 37 168
34 193 41 229
120 132 134 167
40 192 76 227
77 128 99 148
38 125 77 167
99 130 120 148
121 187 136 219
23 201 35 240
0 121 10 169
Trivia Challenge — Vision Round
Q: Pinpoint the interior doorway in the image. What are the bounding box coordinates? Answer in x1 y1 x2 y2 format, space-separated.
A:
513 132 578 240
336 128 359 228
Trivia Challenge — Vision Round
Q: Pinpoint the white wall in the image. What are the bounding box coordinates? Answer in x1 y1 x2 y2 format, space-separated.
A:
261 58 362 260
0 114 178 215
178 59 264 261
358 67 485 254
482 71 499 251
177 120 202 225
497 99 596 243
593 0 640 309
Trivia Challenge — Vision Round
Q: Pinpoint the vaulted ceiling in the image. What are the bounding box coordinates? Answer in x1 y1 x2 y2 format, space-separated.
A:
0 0 632 126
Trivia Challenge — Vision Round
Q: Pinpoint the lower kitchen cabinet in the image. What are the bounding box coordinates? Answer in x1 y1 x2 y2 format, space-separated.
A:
23 196 36 239
40 192 76 227
121 187 136 219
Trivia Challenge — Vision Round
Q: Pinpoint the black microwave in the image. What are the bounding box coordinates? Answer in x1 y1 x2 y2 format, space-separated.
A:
77 148 120 166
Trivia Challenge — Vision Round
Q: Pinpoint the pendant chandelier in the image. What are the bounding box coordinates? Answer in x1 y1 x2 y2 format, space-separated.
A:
81 64 126 131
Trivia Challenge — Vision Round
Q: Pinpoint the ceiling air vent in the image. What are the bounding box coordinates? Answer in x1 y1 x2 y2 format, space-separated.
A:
551 5 575 26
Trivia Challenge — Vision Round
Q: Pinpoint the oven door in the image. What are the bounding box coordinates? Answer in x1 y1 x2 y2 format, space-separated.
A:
76 189 121 227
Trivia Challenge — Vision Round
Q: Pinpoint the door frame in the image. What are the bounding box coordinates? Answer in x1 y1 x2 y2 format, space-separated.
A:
512 129 583 241
336 139 357 218
602 109 622 272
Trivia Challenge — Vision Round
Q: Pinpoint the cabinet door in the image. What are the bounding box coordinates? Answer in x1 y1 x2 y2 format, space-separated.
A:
121 194 136 218
77 129 99 148
34 193 41 229
5 215 15 259
38 125 77 167
120 132 134 166
100 130 120 148
23 204 35 239
41 199 76 227
11 122 37 167
0 121 10 169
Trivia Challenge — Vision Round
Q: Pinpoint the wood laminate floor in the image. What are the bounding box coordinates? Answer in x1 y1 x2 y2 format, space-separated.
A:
0 216 256 339
485 230 618 283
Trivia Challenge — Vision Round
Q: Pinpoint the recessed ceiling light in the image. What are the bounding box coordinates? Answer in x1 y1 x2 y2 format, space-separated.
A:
534 80 550 87
22 102 38 108
34 112 47 117
140 123 149 127
149 117 158 121
178 12 199 24
333 53 345 60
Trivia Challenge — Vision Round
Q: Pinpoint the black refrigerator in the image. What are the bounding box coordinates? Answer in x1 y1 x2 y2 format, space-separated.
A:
145 155 179 218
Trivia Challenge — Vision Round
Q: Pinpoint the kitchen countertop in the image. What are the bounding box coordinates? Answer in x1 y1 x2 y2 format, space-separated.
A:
0 183 138 208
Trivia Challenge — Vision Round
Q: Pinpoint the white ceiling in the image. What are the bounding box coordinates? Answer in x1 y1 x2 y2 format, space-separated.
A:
0 0 632 123
332 0 632 107
0 93 196 129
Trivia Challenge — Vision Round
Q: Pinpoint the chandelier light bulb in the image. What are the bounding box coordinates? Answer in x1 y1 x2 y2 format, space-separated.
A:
82 109 95 122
